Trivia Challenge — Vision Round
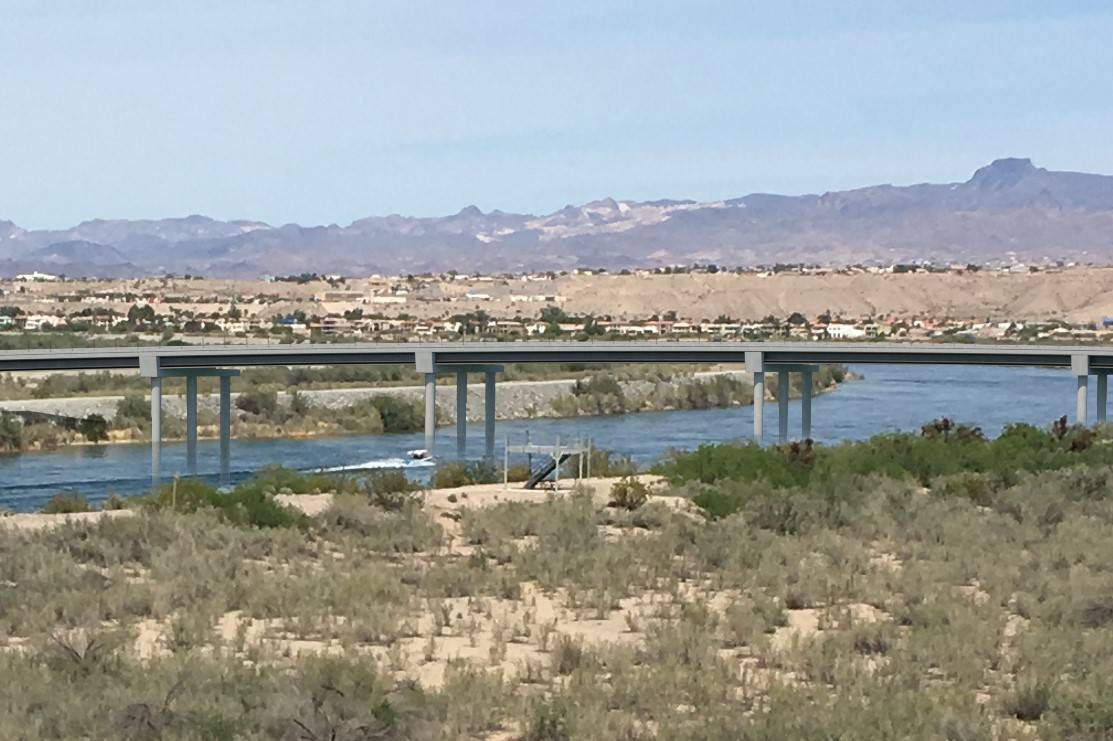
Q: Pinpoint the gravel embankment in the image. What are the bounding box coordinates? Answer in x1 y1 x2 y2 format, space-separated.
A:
0 371 752 423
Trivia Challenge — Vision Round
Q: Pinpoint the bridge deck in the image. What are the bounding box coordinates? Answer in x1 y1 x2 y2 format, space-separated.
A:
1 340 1111 373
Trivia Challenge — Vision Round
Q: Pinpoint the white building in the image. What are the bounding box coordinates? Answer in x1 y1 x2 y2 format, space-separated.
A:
15 271 59 282
23 314 60 330
826 323 867 339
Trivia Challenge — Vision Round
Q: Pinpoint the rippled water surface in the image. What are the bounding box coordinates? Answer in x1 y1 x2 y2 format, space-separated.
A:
0 364 1101 511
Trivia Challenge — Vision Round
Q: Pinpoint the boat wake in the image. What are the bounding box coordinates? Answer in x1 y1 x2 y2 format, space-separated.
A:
316 449 435 473
317 457 435 473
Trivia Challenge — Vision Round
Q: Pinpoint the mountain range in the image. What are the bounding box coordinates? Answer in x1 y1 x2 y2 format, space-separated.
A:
5 158 1113 278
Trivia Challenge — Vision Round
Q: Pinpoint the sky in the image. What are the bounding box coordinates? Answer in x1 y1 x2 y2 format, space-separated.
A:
2 1 1113 229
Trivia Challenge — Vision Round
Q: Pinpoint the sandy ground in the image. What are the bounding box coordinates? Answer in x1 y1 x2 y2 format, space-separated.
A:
0 475 669 532
551 269 1113 323
1 475 887 695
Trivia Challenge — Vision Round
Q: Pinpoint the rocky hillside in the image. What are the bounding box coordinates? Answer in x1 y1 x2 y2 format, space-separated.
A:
5 159 1113 276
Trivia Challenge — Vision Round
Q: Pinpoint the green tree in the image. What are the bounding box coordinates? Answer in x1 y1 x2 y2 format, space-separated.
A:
126 304 157 326
77 414 109 444
0 413 22 452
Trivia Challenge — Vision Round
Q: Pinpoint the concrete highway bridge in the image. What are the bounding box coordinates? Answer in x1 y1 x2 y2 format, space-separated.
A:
2 341 1110 485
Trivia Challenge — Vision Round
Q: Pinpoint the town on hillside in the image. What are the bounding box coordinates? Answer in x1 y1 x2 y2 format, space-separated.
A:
2 262 1112 345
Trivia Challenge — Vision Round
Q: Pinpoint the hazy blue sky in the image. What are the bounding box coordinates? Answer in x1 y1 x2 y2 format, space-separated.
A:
2 1 1112 228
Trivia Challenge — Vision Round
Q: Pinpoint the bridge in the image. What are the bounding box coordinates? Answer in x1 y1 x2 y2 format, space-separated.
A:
2 341 1110 486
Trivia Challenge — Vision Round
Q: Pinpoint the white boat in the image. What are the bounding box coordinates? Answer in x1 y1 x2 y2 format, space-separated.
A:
316 449 435 473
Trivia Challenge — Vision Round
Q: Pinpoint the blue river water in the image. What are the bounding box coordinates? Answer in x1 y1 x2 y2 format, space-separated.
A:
0 364 1102 511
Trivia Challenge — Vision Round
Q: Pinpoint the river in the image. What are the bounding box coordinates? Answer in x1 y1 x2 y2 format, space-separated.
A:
0 364 1102 511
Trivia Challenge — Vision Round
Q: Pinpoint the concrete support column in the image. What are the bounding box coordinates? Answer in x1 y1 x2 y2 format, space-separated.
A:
1077 375 1089 426
1098 373 1108 424
456 370 468 459
150 377 162 488
801 370 813 440
219 375 231 485
777 370 790 443
752 371 764 443
484 370 496 460
1073 354 1090 426
185 374 198 473
745 351 764 444
424 372 436 454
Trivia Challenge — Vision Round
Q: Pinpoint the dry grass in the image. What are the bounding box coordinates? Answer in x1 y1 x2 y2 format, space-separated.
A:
4 465 1113 739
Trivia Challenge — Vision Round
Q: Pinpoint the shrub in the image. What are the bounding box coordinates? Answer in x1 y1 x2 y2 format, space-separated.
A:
1046 679 1113 739
77 413 109 443
432 461 499 489
920 417 985 442
609 476 650 510
41 491 91 514
851 623 892 656
1006 677 1053 721
572 374 624 399
317 494 441 552
364 469 415 495
138 476 304 529
0 413 22 451
506 462 532 482
332 398 385 434
235 389 278 417
369 395 423 433
932 471 1001 506
1077 596 1113 628
361 470 422 511
101 493 128 511
114 394 150 423
691 486 746 520
657 442 807 487
551 634 585 675
660 421 1113 493
524 698 572 741
248 465 343 494
581 448 637 478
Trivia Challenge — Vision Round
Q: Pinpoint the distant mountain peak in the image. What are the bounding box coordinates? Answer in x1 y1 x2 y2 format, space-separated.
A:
969 157 1042 187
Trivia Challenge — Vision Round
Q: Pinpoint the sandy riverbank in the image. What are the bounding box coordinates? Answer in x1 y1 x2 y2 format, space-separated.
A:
0 474 669 533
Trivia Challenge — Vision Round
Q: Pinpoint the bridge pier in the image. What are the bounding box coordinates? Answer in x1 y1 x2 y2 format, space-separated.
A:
140 353 239 489
416 356 504 460
219 375 231 484
150 376 162 488
185 375 198 473
456 371 468 459
755 359 819 444
746 351 764 442
1098 373 1109 425
801 368 813 439
1073 354 1089 426
424 372 437 454
777 370 790 443
485 370 497 461
752 372 764 441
